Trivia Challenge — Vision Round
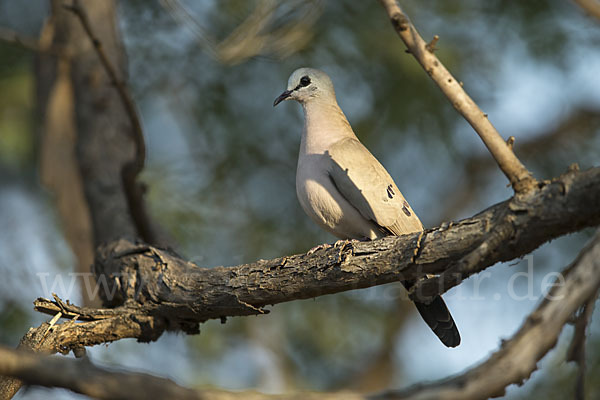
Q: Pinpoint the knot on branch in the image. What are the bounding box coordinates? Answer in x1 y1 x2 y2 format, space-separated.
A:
391 13 409 31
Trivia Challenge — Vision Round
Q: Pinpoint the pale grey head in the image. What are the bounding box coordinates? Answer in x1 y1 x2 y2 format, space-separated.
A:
273 67 336 107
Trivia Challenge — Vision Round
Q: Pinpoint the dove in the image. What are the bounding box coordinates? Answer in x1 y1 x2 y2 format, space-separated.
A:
274 67 460 347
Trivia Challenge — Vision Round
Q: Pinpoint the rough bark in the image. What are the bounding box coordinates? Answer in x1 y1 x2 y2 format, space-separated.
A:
5 166 593 367
2 228 600 400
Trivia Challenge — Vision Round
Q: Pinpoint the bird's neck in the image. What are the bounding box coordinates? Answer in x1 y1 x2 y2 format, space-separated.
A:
300 99 356 155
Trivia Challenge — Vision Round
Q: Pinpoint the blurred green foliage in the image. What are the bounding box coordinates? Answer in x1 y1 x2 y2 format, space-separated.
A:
0 45 34 172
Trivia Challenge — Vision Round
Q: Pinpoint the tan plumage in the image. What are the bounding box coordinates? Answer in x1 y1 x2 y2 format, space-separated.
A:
327 137 423 236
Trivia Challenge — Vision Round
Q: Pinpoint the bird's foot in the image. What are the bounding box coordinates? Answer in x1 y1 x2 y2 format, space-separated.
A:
333 239 359 248
307 243 332 255
333 239 358 263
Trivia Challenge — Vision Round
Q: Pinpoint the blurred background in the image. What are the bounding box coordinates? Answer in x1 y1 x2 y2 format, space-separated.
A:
1 0 600 398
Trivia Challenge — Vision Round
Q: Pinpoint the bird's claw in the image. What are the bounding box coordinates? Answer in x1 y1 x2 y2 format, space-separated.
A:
333 239 358 248
307 243 332 255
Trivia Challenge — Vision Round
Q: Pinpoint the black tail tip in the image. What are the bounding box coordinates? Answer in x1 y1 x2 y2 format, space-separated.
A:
412 296 461 348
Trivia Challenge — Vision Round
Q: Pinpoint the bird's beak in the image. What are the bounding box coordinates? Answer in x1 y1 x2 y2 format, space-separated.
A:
273 90 292 107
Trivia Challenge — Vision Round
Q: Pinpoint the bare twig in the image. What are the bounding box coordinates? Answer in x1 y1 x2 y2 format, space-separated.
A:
573 0 600 20
506 136 515 150
379 0 537 193
439 107 600 221
425 34 439 52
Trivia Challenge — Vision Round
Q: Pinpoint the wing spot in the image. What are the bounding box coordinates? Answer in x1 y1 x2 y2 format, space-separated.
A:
402 200 411 216
386 184 395 199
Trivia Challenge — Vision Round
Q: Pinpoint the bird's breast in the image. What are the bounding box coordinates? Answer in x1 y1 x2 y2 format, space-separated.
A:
296 157 342 232
295 154 380 240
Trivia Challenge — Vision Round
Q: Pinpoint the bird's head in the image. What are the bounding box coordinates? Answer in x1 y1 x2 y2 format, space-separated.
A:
273 67 335 107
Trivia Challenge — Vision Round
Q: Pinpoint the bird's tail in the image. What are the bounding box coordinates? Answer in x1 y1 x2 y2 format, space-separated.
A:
401 280 460 347
412 295 461 348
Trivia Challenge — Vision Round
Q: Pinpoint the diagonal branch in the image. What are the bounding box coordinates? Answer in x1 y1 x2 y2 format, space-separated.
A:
379 0 537 193
376 228 600 400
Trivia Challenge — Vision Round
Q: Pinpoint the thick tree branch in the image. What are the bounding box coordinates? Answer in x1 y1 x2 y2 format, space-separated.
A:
379 0 536 193
3 229 600 400
0 302 165 399
17 167 597 362
89 167 599 326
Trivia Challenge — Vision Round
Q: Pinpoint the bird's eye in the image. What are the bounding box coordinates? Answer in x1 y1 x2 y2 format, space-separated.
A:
300 76 311 87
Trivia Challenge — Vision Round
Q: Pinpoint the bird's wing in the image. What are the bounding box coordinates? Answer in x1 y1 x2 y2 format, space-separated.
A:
326 137 423 235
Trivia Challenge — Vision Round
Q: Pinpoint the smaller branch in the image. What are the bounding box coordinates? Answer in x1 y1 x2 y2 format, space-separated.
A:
34 295 134 321
410 220 512 303
425 34 438 52
506 136 515 150
65 1 160 245
377 228 600 400
379 0 537 193
0 298 166 400
0 346 202 400
573 0 600 20
438 108 600 220
30 297 167 355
